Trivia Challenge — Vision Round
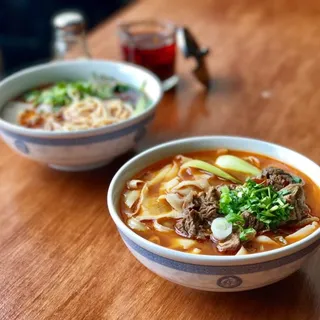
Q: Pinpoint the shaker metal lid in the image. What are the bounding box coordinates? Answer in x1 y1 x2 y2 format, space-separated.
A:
52 11 84 28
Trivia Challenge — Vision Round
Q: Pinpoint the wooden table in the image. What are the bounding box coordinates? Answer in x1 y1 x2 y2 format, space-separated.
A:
1 0 320 319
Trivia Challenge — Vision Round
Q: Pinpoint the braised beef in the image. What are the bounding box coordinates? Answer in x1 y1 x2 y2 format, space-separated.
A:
281 184 310 221
215 233 241 253
175 209 207 239
261 167 295 191
216 184 238 193
175 187 220 239
289 214 319 228
192 186 220 219
241 211 265 231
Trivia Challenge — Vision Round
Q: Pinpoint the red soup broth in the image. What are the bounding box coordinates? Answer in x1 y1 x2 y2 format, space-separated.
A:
120 150 320 255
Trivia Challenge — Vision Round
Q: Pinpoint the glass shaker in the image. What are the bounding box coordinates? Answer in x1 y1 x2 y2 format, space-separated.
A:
52 11 91 60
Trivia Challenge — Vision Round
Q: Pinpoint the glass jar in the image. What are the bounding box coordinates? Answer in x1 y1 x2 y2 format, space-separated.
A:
52 11 91 61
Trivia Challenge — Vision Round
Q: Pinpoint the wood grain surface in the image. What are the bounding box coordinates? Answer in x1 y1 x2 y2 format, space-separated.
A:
1 0 320 319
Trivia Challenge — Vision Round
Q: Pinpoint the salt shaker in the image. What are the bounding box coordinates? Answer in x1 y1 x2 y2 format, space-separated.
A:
52 11 91 60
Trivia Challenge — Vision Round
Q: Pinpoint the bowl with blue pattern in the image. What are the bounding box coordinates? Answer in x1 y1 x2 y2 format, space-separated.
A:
107 136 320 292
0 60 162 171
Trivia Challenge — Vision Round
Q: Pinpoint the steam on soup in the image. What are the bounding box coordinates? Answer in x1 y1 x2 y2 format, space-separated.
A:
120 150 320 256
1 74 150 131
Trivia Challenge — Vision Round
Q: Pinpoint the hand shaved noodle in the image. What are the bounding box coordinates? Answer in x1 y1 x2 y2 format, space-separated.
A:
19 97 133 131
285 222 319 243
127 217 149 231
254 235 280 247
243 156 261 168
170 238 196 250
162 177 180 192
126 183 149 217
291 216 319 228
165 161 179 181
127 180 145 189
136 208 183 221
159 193 184 212
124 190 141 208
236 246 248 255
153 220 173 232
171 179 210 192
175 155 193 163
148 164 172 186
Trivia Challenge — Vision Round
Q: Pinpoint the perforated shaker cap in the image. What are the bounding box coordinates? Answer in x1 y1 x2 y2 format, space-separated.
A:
52 11 84 29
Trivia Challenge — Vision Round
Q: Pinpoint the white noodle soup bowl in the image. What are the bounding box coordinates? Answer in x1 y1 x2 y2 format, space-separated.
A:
0 60 162 171
107 136 320 292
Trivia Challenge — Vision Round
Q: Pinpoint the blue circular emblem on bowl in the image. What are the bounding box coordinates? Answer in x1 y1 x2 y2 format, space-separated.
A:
14 140 29 154
217 276 242 288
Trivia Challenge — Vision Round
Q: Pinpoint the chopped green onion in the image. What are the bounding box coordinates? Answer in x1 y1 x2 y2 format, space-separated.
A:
219 179 293 230
292 176 302 183
240 228 257 241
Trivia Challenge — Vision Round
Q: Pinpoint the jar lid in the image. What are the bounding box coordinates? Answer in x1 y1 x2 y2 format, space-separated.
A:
52 11 84 29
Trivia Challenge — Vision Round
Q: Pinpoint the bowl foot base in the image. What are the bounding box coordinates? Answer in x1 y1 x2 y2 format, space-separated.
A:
48 160 111 172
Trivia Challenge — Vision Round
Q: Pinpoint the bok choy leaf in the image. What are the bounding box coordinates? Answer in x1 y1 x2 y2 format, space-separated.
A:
215 155 261 176
181 160 241 183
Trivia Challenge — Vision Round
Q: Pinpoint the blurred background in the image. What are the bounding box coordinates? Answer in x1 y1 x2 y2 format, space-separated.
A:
0 0 131 76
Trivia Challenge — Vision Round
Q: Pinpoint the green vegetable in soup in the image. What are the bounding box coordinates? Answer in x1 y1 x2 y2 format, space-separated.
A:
133 82 149 115
215 155 261 176
23 76 144 109
239 228 256 241
114 83 132 93
181 160 241 183
292 176 302 184
219 179 293 230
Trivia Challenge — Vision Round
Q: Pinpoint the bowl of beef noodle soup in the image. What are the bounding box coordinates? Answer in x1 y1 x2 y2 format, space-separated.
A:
107 136 320 291
0 60 162 171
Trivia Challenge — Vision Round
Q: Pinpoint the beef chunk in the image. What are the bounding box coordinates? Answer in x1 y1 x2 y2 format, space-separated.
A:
289 214 319 228
175 187 220 239
192 186 220 219
241 211 265 231
261 167 295 191
215 233 241 253
281 184 310 221
175 209 208 239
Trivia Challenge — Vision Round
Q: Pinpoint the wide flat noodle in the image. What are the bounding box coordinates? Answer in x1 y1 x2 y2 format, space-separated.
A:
148 164 172 186
127 179 145 189
165 161 179 182
135 208 184 221
158 190 194 212
162 177 180 192
285 221 319 243
175 155 193 164
158 193 184 212
124 190 141 208
126 183 149 217
127 217 149 231
172 178 210 192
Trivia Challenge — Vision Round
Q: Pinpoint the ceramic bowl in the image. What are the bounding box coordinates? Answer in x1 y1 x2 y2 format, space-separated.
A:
107 136 320 292
0 60 162 171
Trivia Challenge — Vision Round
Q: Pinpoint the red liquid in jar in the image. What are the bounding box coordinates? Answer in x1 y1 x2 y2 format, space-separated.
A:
121 33 176 81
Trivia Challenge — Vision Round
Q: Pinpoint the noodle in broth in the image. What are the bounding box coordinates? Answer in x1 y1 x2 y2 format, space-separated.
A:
120 150 320 256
